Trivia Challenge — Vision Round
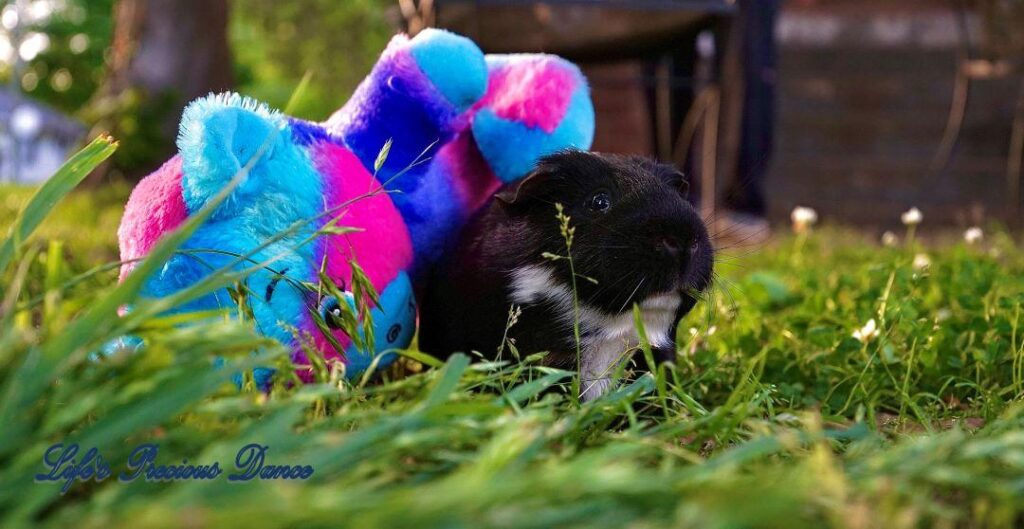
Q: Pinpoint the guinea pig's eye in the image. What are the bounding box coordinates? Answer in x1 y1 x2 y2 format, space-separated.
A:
587 191 612 212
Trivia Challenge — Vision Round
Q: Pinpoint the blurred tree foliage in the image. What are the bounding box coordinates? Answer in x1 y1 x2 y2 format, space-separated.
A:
4 0 397 180
230 0 396 121
1 0 114 114
84 0 234 180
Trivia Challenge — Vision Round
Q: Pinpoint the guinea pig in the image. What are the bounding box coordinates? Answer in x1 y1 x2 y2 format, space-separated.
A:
419 150 714 401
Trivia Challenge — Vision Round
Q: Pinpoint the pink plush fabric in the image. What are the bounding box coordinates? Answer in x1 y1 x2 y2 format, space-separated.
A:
314 142 413 291
118 157 188 281
477 57 578 134
297 142 414 366
442 132 501 214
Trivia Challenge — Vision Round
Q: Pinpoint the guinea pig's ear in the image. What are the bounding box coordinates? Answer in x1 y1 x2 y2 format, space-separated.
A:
640 157 689 199
676 170 690 199
495 166 553 205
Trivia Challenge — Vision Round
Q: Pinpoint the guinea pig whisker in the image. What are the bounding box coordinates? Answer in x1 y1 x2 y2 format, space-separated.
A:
713 252 755 264
583 273 634 309
582 271 629 302
709 221 755 240
715 245 764 259
710 225 771 243
707 214 769 237
586 219 635 240
711 219 772 240
616 278 647 314
709 273 742 311
712 253 756 268
712 228 773 251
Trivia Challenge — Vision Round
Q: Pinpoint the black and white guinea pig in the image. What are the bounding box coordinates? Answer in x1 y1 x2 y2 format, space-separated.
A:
419 150 714 400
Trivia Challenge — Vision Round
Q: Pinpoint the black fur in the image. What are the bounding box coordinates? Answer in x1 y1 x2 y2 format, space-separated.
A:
420 150 714 367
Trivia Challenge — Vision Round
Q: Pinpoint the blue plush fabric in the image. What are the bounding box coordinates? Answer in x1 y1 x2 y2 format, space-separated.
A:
148 93 419 383
178 94 285 213
147 94 329 349
287 117 340 147
409 29 488 112
340 271 417 373
329 29 486 196
392 160 462 271
213 356 276 392
97 334 143 359
472 87 596 184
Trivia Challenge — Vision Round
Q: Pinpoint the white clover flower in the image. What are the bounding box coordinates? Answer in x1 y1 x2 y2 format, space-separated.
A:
901 207 923 226
790 206 818 233
936 308 952 322
912 253 931 271
774 412 800 424
852 318 879 342
964 227 983 245
881 231 898 247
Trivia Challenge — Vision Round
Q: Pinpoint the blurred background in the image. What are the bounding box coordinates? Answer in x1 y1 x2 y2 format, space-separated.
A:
0 0 1022 233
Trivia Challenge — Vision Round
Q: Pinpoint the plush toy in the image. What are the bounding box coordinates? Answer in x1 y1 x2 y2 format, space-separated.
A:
393 53 596 269
116 29 594 383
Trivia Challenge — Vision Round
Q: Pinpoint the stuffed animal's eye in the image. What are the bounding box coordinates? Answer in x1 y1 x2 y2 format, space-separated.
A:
319 296 345 329
588 191 612 212
264 268 290 301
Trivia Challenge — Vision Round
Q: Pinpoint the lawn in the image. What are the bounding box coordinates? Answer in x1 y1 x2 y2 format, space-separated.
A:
2 141 1024 528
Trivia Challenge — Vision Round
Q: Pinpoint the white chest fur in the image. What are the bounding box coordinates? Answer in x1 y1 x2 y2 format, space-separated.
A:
510 265 680 401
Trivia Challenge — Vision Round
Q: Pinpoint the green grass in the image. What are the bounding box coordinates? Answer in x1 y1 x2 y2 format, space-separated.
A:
3 143 1024 528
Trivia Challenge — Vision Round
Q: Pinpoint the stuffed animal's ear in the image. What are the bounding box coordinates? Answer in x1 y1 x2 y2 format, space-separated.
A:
178 93 284 212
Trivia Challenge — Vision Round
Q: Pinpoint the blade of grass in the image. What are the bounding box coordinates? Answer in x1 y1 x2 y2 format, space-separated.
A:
0 127 275 458
0 136 116 272
283 70 314 115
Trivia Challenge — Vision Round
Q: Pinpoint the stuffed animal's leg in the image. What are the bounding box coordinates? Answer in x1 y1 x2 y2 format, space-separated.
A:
394 55 597 274
471 55 595 184
312 271 417 377
327 29 486 190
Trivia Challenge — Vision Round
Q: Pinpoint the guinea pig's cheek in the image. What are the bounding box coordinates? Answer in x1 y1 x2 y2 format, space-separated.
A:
682 243 714 292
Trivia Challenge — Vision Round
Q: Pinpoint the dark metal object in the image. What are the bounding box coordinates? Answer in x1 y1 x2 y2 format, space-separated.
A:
435 0 735 13
421 0 739 217
433 0 735 61
932 0 1024 228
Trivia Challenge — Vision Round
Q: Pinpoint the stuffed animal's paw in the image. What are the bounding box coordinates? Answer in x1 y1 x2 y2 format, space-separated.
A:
471 55 595 183
313 271 416 376
407 28 487 113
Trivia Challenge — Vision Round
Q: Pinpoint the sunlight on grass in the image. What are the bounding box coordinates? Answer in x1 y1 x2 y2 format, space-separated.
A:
2 149 1024 527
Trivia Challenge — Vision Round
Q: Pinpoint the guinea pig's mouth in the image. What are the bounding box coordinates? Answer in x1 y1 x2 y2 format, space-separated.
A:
639 291 683 312
646 261 708 299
